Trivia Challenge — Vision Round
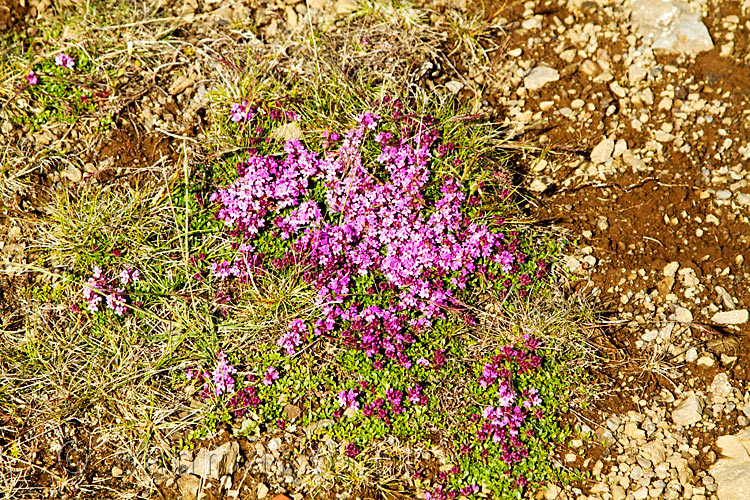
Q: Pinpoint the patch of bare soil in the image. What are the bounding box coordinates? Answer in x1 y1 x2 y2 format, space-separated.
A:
0 0 27 33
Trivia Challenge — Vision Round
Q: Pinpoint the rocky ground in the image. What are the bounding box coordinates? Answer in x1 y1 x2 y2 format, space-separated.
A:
1 0 749 499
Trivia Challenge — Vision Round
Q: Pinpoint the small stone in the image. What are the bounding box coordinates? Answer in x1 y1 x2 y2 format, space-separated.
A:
591 138 615 164
633 486 649 500
270 122 303 142
257 482 270 499
675 306 693 323
192 442 240 479
606 416 622 432
697 355 715 368
710 373 733 401
268 438 282 452
613 139 628 157
111 466 123 477
611 485 626 500
663 262 680 278
630 0 714 55
580 59 603 77
672 394 703 426
524 66 560 91
716 190 732 200
529 176 553 193
284 404 301 421
544 484 563 499
177 474 201 500
61 165 83 183
596 216 609 231
334 0 359 14
711 309 749 325
445 81 463 94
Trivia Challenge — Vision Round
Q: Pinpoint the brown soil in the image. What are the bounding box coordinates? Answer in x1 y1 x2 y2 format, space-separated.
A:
0 0 27 33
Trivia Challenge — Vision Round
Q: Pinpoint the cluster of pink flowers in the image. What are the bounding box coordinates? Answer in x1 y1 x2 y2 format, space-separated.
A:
333 381 428 424
209 105 545 377
81 266 138 315
55 52 75 69
26 71 37 85
230 101 254 122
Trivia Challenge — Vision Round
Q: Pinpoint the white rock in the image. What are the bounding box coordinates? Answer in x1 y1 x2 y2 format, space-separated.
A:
675 306 693 323
711 429 750 500
712 309 749 325
710 373 733 401
591 138 615 164
663 261 680 278
529 176 553 193
257 482 270 499
61 165 83 183
613 139 628 158
685 347 699 363
630 0 714 55
445 81 463 94
524 66 560 91
672 394 703 426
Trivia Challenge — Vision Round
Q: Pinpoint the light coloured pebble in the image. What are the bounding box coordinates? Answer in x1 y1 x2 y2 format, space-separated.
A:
591 138 615 164
675 306 693 323
711 309 748 325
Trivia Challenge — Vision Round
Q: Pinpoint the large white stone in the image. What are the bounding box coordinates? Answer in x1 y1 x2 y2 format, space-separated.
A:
590 138 615 164
711 429 750 500
712 309 749 325
523 66 560 91
630 0 714 55
672 393 703 426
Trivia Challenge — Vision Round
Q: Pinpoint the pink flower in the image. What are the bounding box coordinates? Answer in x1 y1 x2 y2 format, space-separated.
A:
55 53 75 69
211 350 237 396
230 101 253 122
26 71 37 85
263 366 279 386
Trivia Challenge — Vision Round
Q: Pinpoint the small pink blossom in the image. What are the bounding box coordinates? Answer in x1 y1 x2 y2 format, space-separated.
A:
55 53 75 69
263 366 279 386
26 71 38 85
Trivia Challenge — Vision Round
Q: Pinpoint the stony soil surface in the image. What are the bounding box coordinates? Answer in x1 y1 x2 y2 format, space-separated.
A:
1 0 749 499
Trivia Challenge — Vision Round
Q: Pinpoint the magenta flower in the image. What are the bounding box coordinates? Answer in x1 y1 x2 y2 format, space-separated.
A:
337 389 360 410
211 350 237 396
230 101 254 122
263 366 279 386
26 71 38 85
55 53 75 69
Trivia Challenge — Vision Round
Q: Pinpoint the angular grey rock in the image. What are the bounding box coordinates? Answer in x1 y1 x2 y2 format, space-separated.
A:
591 138 615 164
712 309 749 325
191 441 239 479
672 394 703 426
631 0 713 55
523 66 560 91
711 429 750 500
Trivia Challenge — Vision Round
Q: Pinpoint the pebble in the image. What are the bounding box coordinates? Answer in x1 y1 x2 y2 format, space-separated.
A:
711 309 749 325
674 306 692 323
61 165 83 183
257 482 270 499
591 138 615 164
672 394 703 426
523 66 560 91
